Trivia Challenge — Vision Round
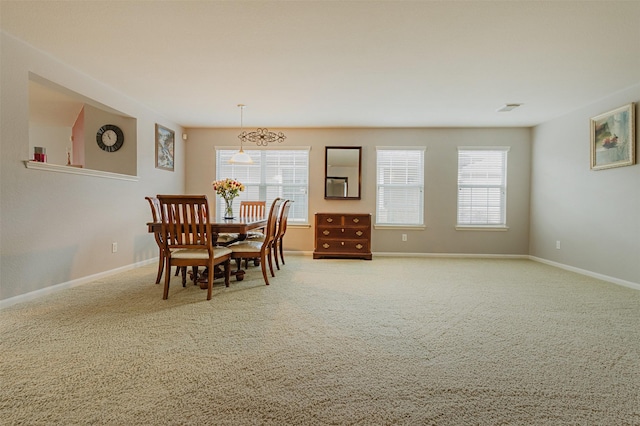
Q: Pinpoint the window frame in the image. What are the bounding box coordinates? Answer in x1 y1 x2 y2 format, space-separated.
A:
375 146 426 228
456 146 509 230
215 146 310 225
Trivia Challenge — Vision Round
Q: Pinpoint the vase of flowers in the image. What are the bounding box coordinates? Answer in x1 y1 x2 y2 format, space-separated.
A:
212 178 245 219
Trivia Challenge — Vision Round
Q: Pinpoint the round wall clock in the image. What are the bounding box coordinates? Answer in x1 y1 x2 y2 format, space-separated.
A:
96 124 124 152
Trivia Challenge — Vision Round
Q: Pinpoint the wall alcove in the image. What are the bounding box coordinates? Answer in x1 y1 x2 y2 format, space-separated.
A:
28 73 138 178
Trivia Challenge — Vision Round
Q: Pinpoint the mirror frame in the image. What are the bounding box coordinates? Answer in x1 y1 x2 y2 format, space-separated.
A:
324 146 362 200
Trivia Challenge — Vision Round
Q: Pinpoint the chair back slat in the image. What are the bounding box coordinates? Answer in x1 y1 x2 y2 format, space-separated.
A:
240 200 266 219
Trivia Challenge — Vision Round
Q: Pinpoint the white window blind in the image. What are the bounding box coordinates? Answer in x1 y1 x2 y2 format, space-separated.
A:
457 147 509 226
376 148 425 226
215 148 309 223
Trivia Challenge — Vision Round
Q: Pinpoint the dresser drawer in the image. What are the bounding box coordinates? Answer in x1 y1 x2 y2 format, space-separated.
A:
316 213 371 227
343 214 370 227
315 213 342 226
315 239 370 254
317 227 370 239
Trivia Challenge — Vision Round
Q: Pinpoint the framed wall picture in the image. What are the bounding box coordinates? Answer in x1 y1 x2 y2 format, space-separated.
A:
155 124 175 171
590 103 635 170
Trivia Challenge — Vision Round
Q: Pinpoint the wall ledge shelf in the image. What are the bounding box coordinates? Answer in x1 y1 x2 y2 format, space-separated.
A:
24 161 139 181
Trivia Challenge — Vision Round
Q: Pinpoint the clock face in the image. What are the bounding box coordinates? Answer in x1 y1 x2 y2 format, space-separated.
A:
96 124 124 152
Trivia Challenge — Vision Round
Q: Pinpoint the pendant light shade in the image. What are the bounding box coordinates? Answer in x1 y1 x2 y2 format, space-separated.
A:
228 104 254 165
229 147 253 164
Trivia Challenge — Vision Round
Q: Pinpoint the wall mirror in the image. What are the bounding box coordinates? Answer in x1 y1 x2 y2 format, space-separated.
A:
325 146 361 200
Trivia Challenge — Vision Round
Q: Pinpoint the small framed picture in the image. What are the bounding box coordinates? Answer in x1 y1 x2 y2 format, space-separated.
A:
155 124 175 171
590 103 635 170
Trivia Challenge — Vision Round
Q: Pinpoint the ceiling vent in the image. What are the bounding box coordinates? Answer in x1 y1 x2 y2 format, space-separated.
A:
496 103 522 112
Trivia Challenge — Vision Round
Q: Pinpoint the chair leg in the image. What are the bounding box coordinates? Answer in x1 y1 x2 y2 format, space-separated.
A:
163 258 171 300
224 259 231 287
181 267 187 287
206 263 214 300
260 252 270 285
273 242 280 270
155 249 164 284
191 266 198 285
267 248 276 278
278 238 285 266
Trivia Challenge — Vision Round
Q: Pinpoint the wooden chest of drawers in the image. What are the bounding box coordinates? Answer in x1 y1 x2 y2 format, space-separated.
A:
313 213 372 260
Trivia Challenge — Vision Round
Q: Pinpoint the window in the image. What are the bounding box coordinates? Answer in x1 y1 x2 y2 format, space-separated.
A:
376 147 425 226
457 147 509 227
216 148 309 223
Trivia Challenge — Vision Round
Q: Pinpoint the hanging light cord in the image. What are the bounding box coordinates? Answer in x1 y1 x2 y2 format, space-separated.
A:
238 104 246 151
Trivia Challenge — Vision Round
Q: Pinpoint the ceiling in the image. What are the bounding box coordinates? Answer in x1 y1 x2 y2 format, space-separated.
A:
2 1 639 128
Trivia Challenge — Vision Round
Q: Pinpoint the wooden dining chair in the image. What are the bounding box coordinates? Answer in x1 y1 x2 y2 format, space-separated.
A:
272 199 293 270
157 195 232 300
145 196 170 284
146 196 184 283
229 198 283 285
247 199 291 269
235 200 267 266
240 200 267 239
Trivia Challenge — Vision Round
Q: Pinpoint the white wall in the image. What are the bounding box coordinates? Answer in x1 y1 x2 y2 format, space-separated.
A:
530 85 640 285
185 127 531 255
0 32 185 301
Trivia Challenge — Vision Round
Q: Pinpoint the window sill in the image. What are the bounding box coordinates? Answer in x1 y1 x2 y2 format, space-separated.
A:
374 224 426 230
24 161 139 182
289 223 311 229
455 225 509 231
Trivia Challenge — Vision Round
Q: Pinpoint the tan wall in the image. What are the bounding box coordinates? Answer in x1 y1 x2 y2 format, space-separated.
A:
185 127 532 255
83 104 137 175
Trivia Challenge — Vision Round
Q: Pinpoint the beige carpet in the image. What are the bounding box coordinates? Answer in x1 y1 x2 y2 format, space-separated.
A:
1 256 639 425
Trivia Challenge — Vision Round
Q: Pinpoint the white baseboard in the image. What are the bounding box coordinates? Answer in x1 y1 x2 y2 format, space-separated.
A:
4 254 636 309
0 258 158 309
374 252 529 259
529 256 640 291
288 251 529 260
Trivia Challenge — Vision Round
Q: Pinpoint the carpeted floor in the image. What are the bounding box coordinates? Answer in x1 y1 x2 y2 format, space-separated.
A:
1 256 639 425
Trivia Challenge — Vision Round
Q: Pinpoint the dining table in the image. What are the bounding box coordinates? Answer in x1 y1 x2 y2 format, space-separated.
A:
147 215 267 283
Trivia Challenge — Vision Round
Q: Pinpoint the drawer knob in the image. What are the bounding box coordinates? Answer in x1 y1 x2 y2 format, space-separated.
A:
326 218 333 223
323 243 330 249
323 230 330 236
356 244 363 250
341 228 345 233
341 241 344 246
356 231 363 236
353 218 360 223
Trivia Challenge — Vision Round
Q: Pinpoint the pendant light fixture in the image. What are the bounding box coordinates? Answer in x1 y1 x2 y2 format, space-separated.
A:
228 104 254 164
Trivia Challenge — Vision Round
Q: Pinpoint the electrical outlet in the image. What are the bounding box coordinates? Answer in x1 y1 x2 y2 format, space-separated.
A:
556 240 561 250
402 234 407 242
112 242 118 253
